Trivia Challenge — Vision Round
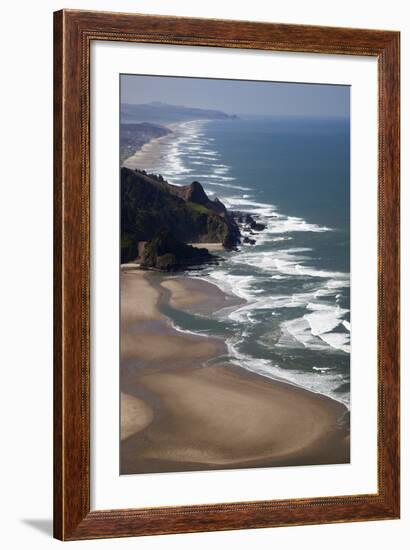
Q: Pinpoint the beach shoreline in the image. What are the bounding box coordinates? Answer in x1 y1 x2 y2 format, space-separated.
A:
122 120 202 170
120 268 350 475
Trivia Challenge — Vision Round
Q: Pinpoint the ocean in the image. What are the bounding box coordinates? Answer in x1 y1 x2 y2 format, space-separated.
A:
125 116 350 407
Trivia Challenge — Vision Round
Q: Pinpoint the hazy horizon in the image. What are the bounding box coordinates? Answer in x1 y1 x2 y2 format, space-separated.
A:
121 74 350 118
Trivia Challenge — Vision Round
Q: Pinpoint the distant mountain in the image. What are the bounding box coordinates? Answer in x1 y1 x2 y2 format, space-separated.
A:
121 167 241 266
121 101 238 124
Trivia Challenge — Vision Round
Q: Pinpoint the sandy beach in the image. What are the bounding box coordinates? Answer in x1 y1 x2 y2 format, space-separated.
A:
122 121 186 170
120 269 350 474
188 242 225 252
160 275 243 315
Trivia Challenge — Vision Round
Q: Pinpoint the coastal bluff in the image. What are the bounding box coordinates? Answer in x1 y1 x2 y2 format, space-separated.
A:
121 167 241 268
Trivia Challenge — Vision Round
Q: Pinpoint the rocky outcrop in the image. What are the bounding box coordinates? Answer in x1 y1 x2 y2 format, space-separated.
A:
243 236 256 245
234 212 267 232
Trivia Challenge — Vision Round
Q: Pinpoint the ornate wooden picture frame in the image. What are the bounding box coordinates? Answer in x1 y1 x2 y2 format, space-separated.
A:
54 9 400 540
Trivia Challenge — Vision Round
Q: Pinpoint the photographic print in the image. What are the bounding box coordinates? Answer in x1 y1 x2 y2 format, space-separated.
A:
54 12 400 538
120 75 350 475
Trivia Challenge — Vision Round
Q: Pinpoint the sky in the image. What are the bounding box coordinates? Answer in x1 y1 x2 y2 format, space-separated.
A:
120 74 350 118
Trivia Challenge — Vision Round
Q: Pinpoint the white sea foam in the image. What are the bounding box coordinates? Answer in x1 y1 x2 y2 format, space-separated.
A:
222 195 331 242
230 249 349 294
266 217 331 235
185 174 236 182
231 248 307 274
205 181 251 191
196 151 219 157
278 302 351 354
223 197 278 211
305 305 348 337
226 337 349 407
207 270 257 303
278 317 329 351
318 332 350 353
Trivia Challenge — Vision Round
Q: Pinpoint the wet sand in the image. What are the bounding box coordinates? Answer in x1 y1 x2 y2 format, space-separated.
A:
160 276 243 315
120 269 350 474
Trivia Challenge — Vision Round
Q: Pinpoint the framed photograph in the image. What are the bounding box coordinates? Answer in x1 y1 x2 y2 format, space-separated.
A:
54 9 400 540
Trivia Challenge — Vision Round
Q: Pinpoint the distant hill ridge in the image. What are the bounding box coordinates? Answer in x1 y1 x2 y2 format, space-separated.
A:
121 101 238 124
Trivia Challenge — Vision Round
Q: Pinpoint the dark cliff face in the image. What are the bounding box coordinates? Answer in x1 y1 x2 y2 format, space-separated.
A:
121 168 241 264
141 228 214 271
175 180 210 204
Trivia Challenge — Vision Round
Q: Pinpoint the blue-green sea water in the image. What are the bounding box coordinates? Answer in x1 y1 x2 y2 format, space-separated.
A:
132 116 350 406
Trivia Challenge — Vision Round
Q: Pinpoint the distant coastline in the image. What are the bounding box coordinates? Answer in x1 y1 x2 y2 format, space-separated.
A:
121 102 238 167
120 122 173 165
122 120 189 169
